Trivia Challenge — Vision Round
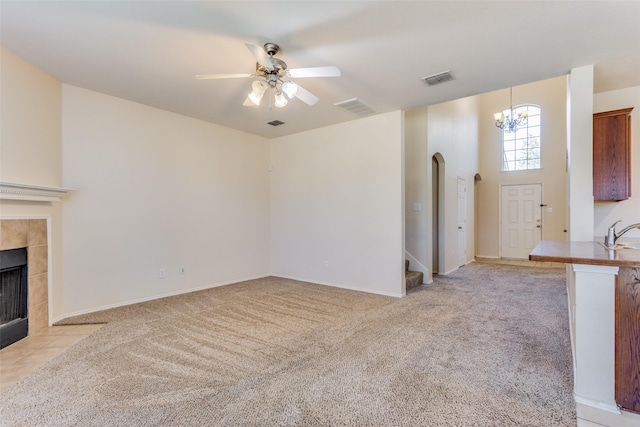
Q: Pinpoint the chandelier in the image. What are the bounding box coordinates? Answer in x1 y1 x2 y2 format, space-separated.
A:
494 87 528 132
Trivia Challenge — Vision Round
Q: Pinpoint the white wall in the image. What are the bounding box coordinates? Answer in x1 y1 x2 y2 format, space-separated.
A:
0 46 65 322
477 76 568 258
270 111 405 297
593 85 640 239
61 85 271 316
426 97 479 275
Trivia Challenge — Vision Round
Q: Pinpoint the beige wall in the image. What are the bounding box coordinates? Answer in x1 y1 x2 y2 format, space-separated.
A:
404 108 429 276
61 85 271 317
0 46 64 323
405 97 479 279
2 48 408 319
11 43 626 321
593 85 640 239
476 76 568 258
270 111 405 296
0 47 62 186
426 96 480 275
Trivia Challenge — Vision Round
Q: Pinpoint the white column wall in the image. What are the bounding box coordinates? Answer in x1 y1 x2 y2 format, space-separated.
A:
567 65 594 241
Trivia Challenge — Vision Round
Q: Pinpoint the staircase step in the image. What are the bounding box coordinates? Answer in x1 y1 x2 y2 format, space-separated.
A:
406 270 424 291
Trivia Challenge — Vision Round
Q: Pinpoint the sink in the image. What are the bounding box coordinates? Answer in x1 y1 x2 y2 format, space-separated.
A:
617 242 640 250
597 241 640 250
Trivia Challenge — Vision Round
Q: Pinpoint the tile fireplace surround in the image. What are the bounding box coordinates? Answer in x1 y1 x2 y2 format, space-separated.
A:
0 219 49 340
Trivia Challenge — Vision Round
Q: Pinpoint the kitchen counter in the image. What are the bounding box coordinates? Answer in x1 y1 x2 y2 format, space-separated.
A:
529 240 640 426
529 240 640 267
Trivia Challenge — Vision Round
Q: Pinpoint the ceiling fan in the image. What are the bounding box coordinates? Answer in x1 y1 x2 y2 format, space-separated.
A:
196 42 340 108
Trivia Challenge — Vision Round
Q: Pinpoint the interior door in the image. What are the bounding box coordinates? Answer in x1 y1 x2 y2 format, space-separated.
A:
501 184 542 259
457 178 467 267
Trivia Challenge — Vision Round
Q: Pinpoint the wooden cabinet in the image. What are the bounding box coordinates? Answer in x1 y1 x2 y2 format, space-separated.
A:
615 267 640 414
593 108 633 201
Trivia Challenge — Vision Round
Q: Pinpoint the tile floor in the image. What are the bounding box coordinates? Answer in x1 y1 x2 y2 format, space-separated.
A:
475 257 566 269
0 257 563 392
0 324 104 392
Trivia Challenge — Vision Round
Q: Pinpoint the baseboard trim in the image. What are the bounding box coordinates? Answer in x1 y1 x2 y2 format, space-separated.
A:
272 274 404 298
574 396 620 415
476 254 500 259
575 399 640 427
52 274 271 324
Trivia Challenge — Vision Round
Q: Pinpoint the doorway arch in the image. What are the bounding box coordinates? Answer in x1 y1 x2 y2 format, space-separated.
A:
432 153 445 274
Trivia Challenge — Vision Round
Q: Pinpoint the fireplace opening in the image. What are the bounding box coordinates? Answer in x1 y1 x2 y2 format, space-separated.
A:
0 247 28 349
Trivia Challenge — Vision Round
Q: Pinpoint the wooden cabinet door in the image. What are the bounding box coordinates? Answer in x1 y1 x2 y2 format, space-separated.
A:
615 267 640 414
593 108 633 201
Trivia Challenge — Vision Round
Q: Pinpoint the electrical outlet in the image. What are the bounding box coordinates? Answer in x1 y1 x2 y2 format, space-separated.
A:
323 260 329 269
159 268 166 278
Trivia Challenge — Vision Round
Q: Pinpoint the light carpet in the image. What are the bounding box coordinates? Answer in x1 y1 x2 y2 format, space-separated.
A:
1 263 575 426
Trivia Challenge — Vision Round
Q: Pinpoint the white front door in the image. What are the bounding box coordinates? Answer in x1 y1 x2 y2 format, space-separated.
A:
501 184 542 259
457 178 467 267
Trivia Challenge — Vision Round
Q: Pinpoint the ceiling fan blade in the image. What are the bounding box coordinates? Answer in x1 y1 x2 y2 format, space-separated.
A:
286 66 341 78
245 42 273 70
294 84 319 106
195 73 253 80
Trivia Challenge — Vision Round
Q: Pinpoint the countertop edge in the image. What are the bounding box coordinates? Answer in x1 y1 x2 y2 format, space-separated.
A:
529 240 640 268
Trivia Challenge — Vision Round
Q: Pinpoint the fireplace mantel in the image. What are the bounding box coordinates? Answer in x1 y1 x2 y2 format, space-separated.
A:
0 182 74 202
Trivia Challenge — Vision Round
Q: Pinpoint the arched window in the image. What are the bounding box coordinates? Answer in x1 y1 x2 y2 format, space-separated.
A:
502 105 541 171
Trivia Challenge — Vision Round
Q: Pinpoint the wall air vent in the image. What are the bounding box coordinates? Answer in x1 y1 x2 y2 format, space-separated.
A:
334 98 377 117
421 70 453 86
266 120 285 127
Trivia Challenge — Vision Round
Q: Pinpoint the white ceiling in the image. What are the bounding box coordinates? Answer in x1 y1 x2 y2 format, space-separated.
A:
2 1 639 138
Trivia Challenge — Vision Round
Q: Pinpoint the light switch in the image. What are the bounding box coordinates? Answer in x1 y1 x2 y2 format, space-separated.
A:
413 203 421 212
545 207 553 213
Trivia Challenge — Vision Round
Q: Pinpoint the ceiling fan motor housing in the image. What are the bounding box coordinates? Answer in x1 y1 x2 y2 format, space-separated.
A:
263 42 280 56
256 58 287 76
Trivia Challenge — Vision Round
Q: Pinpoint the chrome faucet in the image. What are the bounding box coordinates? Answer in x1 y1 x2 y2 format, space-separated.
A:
604 220 640 248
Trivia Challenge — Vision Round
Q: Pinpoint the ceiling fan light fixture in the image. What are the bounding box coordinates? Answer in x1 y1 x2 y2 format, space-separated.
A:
248 80 268 105
252 80 267 94
248 91 263 106
274 91 288 108
282 80 298 98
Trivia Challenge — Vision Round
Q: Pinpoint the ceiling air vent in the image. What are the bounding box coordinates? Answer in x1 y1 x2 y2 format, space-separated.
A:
421 70 453 86
266 120 285 127
334 98 377 117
